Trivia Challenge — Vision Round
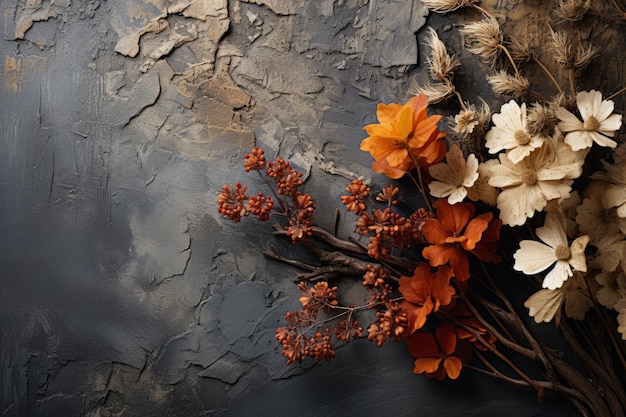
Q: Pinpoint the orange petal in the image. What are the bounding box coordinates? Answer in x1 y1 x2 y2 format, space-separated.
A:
376 102 404 124
436 323 458 355
405 330 439 357
447 248 470 281
422 244 455 267
443 356 463 379
461 212 491 251
414 357 443 375
421 219 449 245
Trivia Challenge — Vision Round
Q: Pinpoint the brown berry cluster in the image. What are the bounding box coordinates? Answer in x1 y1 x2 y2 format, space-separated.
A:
275 281 363 364
367 300 409 347
342 182 431 260
217 147 315 243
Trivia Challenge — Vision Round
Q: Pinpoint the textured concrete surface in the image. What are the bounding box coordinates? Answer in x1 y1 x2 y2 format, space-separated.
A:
0 0 589 416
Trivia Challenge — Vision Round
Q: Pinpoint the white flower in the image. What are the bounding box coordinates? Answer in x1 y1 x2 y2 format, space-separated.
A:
524 272 592 323
466 159 499 206
616 298 626 340
576 181 626 235
488 143 574 226
485 100 545 164
591 161 626 218
556 90 622 151
596 269 626 310
428 144 479 204
587 226 626 273
514 212 589 289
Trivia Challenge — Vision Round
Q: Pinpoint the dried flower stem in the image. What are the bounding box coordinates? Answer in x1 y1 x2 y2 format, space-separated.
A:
408 154 434 213
606 85 626 101
532 56 564 95
498 44 521 77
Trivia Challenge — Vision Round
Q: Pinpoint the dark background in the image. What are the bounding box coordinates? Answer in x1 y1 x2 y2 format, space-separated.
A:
0 0 600 415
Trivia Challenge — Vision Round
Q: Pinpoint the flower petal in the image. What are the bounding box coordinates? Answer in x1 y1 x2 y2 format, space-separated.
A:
514 240 556 275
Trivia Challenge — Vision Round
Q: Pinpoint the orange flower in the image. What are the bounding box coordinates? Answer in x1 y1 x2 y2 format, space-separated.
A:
398 262 456 334
404 323 472 380
422 199 500 281
361 94 446 178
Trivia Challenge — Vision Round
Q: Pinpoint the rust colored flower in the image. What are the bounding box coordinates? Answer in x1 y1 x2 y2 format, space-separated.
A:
266 157 304 196
422 199 501 281
360 94 446 179
246 192 274 222
243 146 266 171
217 182 248 223
334 319 363 343
286 192 315 243
367 301 409 346
341 179 371 215
399 262 456 334
446 300 496 351
298 281 338 316
405 322 472 380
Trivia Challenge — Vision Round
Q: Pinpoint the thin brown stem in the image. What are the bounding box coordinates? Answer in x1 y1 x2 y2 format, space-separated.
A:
532 56 564 95
497 44 521 78
607 86 626 101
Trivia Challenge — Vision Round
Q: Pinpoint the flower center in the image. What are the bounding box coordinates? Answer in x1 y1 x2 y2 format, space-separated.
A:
583 116 600 131
554 244 571 260
521 169 538 185
514 130 531 146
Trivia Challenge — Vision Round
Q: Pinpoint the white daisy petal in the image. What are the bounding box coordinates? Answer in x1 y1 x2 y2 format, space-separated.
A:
514 240 556 274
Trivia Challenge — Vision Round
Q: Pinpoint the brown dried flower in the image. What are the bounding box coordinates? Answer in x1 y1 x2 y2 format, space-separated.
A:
413 81 456 104
421 0 479 13
246 192 274 222
526 102 558 138
376 184 400 206
367 301 409 347
459 17 503 67
451 100 491 137
334 319 363 343
487 70 530 99
425 27 460 82
298 281 339 315
555 0 591 21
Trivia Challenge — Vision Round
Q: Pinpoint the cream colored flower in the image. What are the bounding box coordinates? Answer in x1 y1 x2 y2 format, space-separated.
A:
485 100 545 164
488 143 575 226
514 212 589 289
524 272 592 323
428 144 479 204
592 161 626 218
616 298 626 340
576 181 626 235
556 90 622 151
596 269 626 309
466 159 499 206
587 226 626 273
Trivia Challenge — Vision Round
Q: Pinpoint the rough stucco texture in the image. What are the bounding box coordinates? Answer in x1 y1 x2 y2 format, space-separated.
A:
0 0 578 416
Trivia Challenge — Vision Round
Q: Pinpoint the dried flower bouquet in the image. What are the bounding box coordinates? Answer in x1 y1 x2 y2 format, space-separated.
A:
218 1 626 416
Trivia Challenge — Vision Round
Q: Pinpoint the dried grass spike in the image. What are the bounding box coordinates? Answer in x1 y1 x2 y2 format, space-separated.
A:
555 0 591 21
421 0 479 13
526 102 558 137
549 30 575 69
487 70 530 99
459 17 503 67
425 27 460 82
412 81 455 104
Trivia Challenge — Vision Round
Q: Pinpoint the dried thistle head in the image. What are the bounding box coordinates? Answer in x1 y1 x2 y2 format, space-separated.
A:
412 81 455 103
459 17 503 67
526 102 558 137
555 0 591 21
421 0 479 13
549 29 575 69
573 40 598 70
508 37 533 65
550 92 577 113
425 27 460 82
451 99 491 137
487 70 530 99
